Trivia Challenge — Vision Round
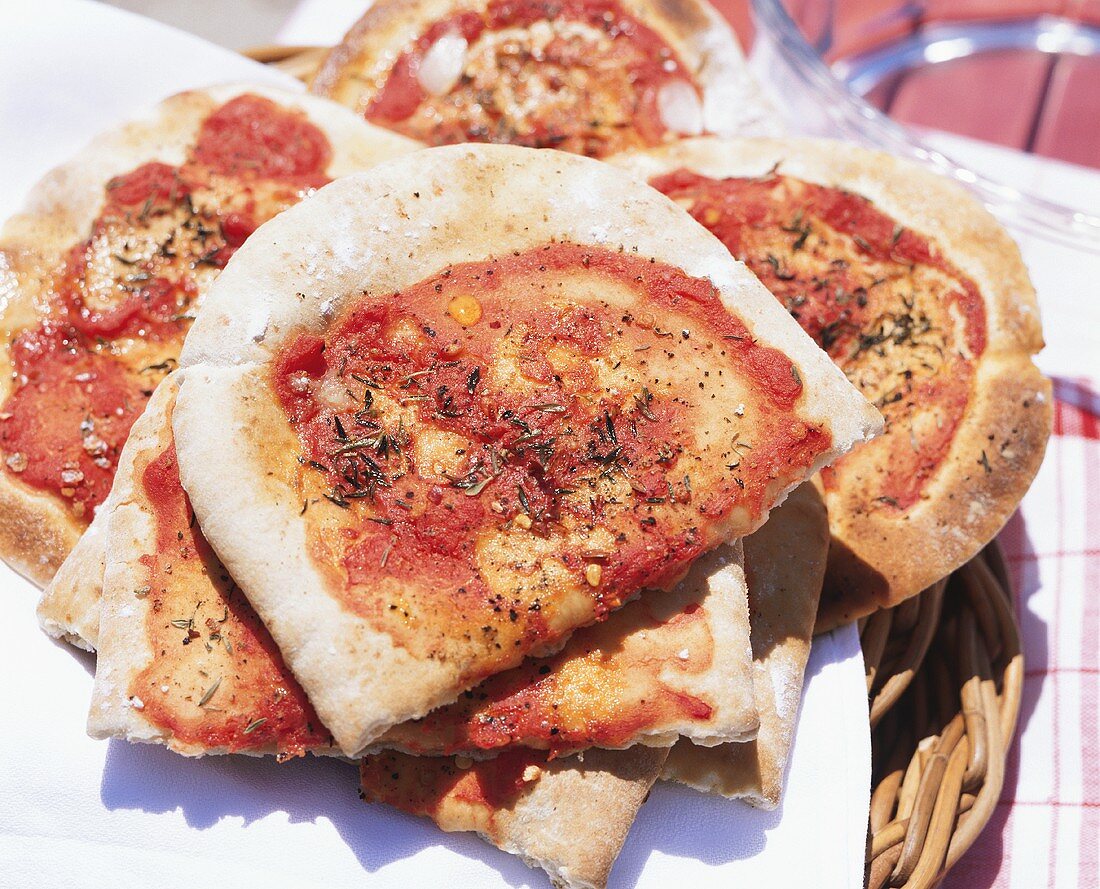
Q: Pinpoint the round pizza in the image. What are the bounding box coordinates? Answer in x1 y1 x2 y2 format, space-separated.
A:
0 83 416 595
611 137 1051 625
309 0 774 158
169 143 879 754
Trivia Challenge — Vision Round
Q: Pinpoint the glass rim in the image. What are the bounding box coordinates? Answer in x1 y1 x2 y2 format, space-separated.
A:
750 0 1100 253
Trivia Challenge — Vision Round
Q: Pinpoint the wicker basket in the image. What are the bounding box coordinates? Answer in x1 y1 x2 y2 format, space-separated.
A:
862 542 1022 888
244 43 1024 886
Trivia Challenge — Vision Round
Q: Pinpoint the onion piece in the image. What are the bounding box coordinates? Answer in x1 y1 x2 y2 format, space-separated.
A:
657 80 704 136
417 33 468 97
317 376 356 410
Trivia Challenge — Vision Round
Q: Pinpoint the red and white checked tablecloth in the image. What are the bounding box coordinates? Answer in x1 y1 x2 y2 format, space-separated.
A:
929 136 1100 889
943 378 1100 889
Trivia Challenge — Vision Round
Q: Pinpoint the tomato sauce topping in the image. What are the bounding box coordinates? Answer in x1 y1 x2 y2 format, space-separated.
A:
1 94 333 517
192 94 332 186
382 594 715 755
364 0 703 157
651 170 988 511
272 243 830 686
130 439 329 757
0 323 146 516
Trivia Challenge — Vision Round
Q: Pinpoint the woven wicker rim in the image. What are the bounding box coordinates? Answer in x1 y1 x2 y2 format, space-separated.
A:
243 43 1024 886
863 543 1021 888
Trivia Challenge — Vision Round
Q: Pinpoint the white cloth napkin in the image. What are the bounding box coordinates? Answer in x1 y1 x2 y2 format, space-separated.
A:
0 3 872 887
0 582 869 889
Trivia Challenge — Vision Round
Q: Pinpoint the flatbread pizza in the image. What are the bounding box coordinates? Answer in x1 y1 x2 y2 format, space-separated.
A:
663 481 828 807
89 377 757 756
611 137 1051 626
360 746 667 889
15 84 415 640
170 143 880 754
309 0 775 157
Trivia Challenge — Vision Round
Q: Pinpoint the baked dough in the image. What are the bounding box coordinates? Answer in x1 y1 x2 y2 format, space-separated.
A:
88 377 333 757
662 482 827 807
360 746 667 889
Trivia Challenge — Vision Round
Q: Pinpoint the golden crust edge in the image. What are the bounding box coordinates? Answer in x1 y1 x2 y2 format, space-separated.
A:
816 354 1051 628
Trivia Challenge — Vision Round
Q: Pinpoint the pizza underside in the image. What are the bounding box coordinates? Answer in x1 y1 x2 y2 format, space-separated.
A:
662 482 829 807
360 746 669 889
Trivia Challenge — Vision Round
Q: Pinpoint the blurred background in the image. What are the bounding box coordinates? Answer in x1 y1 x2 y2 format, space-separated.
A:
102 0 1100 170
103 0 297 48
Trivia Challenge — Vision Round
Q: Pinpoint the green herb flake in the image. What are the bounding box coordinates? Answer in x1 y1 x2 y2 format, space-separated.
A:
198 677 222 708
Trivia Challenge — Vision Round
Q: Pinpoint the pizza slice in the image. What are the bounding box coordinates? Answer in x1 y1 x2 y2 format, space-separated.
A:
611 137 1051 626
309 0 775 158
662 481 827 807
17 84 415 642
171 143 879 754
36 489 114 651
88 377 333 757
90 375 757 755
360 746 667 889
375 539 757 755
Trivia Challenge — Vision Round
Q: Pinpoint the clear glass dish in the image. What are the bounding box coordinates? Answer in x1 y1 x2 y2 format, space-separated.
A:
747 0 1100 252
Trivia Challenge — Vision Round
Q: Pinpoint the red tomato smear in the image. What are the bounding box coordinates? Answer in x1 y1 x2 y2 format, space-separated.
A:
191 94 332 187
368 12 485 124
651 170 989 511
105 162 189 209
360 748 548 816
450 747 545 809
57 243 196 342
1 94 332 518
133 442 329 756
875 365 972 508
366 0 698 152
273 243 829 681
0 323 144 512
